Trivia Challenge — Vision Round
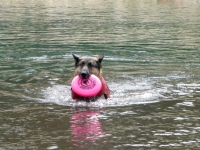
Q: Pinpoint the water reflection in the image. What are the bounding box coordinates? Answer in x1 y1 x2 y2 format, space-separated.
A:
70 110 106 148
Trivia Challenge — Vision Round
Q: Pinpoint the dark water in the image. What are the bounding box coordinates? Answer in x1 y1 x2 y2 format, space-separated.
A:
1 0 200 149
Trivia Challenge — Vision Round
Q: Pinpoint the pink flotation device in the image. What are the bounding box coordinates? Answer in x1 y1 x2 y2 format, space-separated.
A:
71 75 102 97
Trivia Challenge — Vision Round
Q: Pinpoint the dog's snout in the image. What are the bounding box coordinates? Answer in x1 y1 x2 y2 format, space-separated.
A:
79 71 90 79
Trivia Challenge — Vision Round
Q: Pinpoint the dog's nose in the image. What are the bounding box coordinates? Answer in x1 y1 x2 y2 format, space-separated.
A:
79 71 90 79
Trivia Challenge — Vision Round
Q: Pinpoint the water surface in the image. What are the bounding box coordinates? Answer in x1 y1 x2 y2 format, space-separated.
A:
0 0 200 149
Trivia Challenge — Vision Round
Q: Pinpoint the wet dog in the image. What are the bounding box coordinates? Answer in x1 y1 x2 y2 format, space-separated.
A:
71 54 110 100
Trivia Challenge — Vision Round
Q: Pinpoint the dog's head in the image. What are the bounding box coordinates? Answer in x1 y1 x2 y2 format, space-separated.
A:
72 54 104 79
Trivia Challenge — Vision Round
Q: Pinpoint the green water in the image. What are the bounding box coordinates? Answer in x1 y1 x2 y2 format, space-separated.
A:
0 0 200 149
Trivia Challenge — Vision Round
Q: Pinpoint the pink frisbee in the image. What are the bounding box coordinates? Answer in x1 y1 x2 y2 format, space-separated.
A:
71 75 102 97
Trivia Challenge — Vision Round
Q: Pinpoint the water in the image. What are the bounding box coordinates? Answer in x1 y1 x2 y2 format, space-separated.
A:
0 0 200 149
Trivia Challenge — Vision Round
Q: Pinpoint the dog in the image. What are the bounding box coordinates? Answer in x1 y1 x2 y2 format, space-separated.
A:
71 54 110 100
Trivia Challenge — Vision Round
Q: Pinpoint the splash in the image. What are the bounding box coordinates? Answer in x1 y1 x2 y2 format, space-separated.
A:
42 76 163 107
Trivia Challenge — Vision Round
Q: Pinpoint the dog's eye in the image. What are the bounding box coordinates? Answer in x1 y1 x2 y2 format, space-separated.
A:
88 63 93 67
79 62 85 66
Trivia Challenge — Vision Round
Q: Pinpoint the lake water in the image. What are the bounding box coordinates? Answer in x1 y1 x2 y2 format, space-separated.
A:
0 0 200 149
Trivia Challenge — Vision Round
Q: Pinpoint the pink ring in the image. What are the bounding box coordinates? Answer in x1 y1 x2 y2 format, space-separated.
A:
71 75 102 97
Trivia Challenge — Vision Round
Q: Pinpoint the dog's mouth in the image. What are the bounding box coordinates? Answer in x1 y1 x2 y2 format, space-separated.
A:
79 71 91 79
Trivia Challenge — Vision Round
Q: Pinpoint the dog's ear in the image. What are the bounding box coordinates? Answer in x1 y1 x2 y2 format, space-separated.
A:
72 54 80 65
97 54 104 64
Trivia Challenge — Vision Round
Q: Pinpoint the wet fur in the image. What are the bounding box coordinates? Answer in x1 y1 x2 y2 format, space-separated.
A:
72 54 110 100
72 54 104 79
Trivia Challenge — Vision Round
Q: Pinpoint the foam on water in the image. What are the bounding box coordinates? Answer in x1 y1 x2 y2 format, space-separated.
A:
41 72 200 107
42 76 163 107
